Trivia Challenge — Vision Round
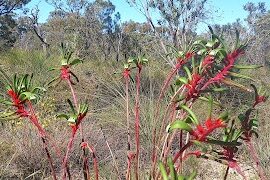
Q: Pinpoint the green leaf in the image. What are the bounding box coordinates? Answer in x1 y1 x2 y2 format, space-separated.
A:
234 65 263 69
206 40 217 48
187 171 197 180
193 39 207 48
57 114 69 120
197 48 207 55
251 130 259 138
67 115 77 124
0 111 16 118
180 105 199 124
238 114 245 122
250 119 258 129
228 72 254 81
70 71 79 82
209 48 226 57
168 157 176 180
70 59 83 66
222 78 252 92
48 67 58 71
127 57 136 64
198 96 221 107
232 130 243 141
218 111 229 122
0 100 13 106
31 87 46 94
207 139 241 146
183 66 192 80
178 175 185 180
67 99 76 114
176 77 188 85
167 120 193 133
20 92 37 101
47 77 61 87
158 161 169 180
211 87 228 92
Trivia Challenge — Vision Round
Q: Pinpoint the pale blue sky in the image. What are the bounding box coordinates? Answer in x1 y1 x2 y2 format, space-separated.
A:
24 0 269 26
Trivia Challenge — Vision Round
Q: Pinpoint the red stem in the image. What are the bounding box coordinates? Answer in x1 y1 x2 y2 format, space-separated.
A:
173 141 193 163
66 79 89 179
135 66 141 180
62 131 76 180
246 141 266 180
125 75 132 180
27 101 57 180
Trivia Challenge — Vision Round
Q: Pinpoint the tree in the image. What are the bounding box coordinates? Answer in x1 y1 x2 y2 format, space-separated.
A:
243 2 269 65
127 0 210 65
0 0 31 51
0 0 31 16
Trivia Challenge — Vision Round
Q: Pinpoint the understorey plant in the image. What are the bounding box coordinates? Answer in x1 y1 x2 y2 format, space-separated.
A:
122 56 148 180
0 72 57 180
150 27 267 179
0 43 98 180
49 43 92 179
57 100 92 179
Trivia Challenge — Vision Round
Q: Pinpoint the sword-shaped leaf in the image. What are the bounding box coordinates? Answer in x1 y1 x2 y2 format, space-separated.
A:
167 120 193 133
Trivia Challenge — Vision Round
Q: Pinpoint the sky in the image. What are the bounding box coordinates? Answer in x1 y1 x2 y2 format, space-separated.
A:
24 0 270 27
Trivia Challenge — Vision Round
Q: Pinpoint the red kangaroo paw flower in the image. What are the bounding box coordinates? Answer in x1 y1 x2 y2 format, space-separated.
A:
7 89 29 117
60 65 71 80
202 55 215 68
201 49 244 90
191 119 226 141
81 142 88 149
185 52 194 59
253 95 267 107
185 73 202 101
123 68 130 79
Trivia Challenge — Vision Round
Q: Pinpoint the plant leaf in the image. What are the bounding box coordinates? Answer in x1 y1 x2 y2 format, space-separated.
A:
228 72 254 81
158 161 168 180
180 105 199 124
234 65 262 69
167 120 193 133
222 78 252 92
70 59 83 66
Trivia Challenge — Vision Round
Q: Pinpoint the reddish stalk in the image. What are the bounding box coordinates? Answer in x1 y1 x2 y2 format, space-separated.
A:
152 86 186 179
246 141 266 180
134 65 142 180
151 59 186 178
173 141 193 163
62 128 76 180
124 69 132 180
81 142 99 180
27 101 57 180
66 79 89 179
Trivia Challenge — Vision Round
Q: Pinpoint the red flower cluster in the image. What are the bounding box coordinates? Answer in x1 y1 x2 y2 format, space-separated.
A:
202 55 215 69
202 49 244 90
71 113 87 135
185 73 202 101
7 89 28 117
60 65 71 80
122 68 130 79
185 52 194 59
191 118 226 141
253 95 267 108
